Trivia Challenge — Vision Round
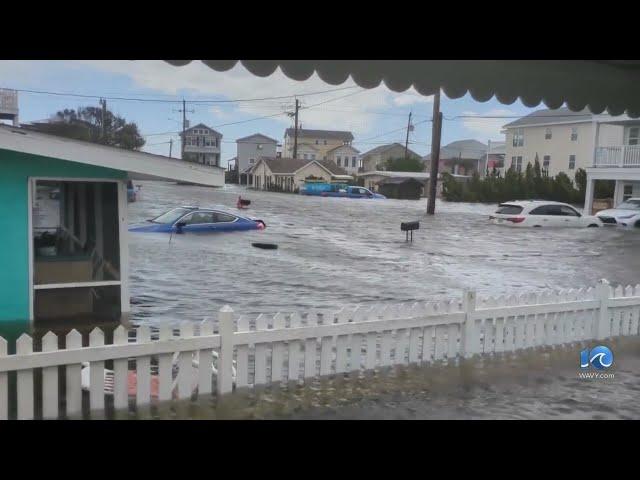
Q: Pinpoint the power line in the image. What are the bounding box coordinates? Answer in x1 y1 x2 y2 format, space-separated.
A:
3 85 360 105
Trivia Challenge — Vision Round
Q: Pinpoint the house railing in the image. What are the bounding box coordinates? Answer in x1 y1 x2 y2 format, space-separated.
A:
1 279 639 420
594 145 640 167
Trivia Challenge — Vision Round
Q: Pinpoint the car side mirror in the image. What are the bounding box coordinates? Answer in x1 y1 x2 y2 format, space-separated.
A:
175 221 186 233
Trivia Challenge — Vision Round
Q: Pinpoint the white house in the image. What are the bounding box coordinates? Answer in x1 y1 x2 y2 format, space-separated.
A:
502 107 624 177
180 123 223 167
584 116 640 217
235 133 278 185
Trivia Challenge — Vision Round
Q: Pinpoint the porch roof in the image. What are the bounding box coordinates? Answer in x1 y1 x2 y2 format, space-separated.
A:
0 125 223 186
163 61 640 118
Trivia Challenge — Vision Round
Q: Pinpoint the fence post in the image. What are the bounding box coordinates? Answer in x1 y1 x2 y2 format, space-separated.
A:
462 289 477 358
217 305 235 396
596 279 611 340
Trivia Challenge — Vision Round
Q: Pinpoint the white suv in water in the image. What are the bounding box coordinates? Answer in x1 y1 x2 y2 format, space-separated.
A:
489 200 603 228
596 198 640 228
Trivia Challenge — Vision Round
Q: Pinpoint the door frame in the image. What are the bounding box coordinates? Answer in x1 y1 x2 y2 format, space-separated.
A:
27 176 128 325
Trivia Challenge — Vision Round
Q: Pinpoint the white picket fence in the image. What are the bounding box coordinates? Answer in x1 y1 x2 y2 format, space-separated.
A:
1 279 640 420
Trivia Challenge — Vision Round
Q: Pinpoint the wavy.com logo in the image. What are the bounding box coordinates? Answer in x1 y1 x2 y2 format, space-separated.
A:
578 346 615 379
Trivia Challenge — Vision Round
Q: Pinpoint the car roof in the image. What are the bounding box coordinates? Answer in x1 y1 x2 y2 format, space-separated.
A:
499 200 571 207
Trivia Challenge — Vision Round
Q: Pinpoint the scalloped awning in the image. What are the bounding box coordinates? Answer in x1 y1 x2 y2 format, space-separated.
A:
163 60 640 118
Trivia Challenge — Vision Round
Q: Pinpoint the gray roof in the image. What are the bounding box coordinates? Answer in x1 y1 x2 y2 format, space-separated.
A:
182 123 222 137
326 144 361 155
235 133 278 144
361 142 421 159
257 157 349 176
423 139 487 161
502 107 593 129
285 128 353 142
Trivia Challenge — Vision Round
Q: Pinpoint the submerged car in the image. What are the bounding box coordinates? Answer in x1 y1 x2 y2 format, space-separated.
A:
596 198 640 228
300 183 386 199
489 201 602 228
129 206 266 234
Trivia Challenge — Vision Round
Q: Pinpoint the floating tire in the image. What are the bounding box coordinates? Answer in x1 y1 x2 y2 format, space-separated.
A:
252 243 278 250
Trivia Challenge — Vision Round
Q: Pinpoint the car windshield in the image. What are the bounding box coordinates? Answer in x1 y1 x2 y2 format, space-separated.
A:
617 199 640 210
150 208 192 224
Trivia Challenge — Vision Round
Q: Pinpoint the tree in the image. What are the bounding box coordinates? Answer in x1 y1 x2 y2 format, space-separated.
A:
25 104 145 150
384 156 424 172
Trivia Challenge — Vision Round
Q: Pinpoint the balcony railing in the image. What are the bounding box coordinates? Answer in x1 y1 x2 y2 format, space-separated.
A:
594 145 640 167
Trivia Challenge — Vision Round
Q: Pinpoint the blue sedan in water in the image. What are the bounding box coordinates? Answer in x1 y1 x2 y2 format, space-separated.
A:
129 206 266 234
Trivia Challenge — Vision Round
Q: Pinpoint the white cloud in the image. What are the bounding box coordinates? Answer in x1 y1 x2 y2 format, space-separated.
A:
459 108 515 140
392 91 433 107
75 60 431 136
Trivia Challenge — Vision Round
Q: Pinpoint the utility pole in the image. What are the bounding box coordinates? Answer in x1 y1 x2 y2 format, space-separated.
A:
292 98 300 159
427 90 442 215
100 98 107 144
173 99 194 159
169 138 173 158
404 111 413 160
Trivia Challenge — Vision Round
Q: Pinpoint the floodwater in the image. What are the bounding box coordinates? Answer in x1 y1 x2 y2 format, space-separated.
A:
129 181 640 325
120 181 640 420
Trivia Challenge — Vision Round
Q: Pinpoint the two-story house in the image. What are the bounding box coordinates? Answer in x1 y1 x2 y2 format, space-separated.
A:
360 143 423 172
502 108 623 178
423 139 490 176
180 123 222 167
235 133 278 185
325 144 361 174
283 128 354 160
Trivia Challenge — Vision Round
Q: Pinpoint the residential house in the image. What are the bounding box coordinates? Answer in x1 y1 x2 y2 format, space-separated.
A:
502 107 623 178
325 144 361 174
0 88 19 126
423 139 489 176
283 128 354 160
249 157 351 192
358 170 470 198
235 133 278 185
180 123 222 167
360 143 423 172
0 124 222 330
486 140 506 172
584 116 640 216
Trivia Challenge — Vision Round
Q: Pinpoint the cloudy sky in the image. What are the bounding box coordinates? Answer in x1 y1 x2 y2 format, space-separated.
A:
0 60 539 166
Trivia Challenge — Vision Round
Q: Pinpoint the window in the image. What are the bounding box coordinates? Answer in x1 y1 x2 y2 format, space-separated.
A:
315 140 319 145
623 185 634 201
324 140 327 145
512 128 524 147
212 212 238 223
627 127 640 146
311 154 316 160
336 157 341 166
182 212 216 225
511 156 523 173
303 154 308 160
203 129 208 134
496 204 523 215
352 157 357 167
559 205 580 217
543 155 551 169
249 158 255 164
571 128 578 141
545 128 552 140
569 155 576 170
529 205 554 215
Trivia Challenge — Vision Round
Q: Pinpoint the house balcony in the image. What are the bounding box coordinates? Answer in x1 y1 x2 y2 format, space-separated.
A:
594 145 640 168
